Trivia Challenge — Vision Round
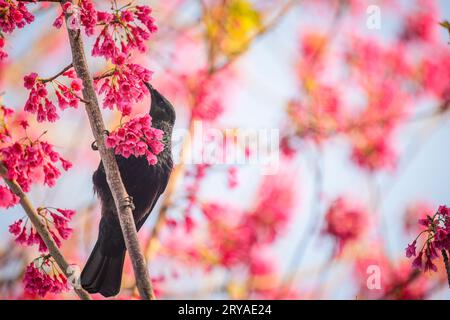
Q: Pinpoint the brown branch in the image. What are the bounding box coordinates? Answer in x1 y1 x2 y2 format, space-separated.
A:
0 163 91 300
40 63 73 83
93 70 115 81
441 250 450 288
61 1 155 300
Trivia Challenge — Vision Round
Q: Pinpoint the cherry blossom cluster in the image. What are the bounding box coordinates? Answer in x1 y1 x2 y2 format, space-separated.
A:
226 166 238 189
23 255 68 297
183 163 210 220
177 70 226 122
53 0 97 35
23 70 83 122
286 33 411 172
78 0 97 35
92 4 157 60
286 85 343 145
404 201 435 234
406 205 450 273
0 0 34 33
162 176 289 290
0 0 34 62
323 197 368 254
0 185 18 207
53 2 74 30
0 136 72 193
105 114 164 165
164 171 285 276
0 36 6 61
344 41 410 172
401 0 438 43
0 106 17 208
172 159 239 229
245 176 295 244
1 105 72 208
95 59 153 115
282 4 450 172
52 1 158 115
355 253 433 299
191 74 225 121
9 207 75 252
199 174 295 273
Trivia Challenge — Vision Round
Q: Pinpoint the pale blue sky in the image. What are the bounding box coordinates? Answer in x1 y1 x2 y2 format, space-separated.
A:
1 0 449 299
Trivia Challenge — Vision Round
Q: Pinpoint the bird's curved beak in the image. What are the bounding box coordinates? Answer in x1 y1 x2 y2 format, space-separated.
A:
144 82 155 96
145 82 159 103
145 82 168 110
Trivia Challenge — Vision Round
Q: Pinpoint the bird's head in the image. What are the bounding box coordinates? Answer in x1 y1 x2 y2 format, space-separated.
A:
145 82 176 125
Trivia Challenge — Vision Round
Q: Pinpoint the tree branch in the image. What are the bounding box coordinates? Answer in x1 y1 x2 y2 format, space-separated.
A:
61 1 155 299
0 163 91 300
40 63 73 83
441 250 450 288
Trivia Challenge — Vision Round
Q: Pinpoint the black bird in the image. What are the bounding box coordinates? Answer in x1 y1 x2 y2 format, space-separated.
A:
80 84 175 297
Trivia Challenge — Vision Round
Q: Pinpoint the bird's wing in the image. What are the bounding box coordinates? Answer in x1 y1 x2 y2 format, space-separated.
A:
136 176 168 231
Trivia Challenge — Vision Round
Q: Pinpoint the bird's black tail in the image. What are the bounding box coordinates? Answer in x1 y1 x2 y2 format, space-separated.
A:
80 217 126 297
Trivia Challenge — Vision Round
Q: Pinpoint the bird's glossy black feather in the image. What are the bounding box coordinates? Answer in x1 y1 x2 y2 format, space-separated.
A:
80 85 175 297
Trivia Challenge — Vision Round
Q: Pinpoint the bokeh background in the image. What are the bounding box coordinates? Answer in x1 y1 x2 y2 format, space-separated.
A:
1 0 450 299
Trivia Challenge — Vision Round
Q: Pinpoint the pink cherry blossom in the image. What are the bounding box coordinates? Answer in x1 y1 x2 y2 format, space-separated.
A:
95 61 152 115
0 0 34 34
0 37 7 61
1 137 72 192
181 70 227 121
226 166 238 189
0 185 19 208
401 0 439 43
8 207 75 252
105 114 164 165
405 240 416 258
92 5 157 60
23 257 68 297
324 197 368 253
23 70 83 122
406 205 450 273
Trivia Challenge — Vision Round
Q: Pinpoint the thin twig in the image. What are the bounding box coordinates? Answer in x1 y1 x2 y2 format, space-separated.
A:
0 163 91 300
61 0 155 299
278 3 345 293
40 63 74 83
281 149 323 291
379 270 421 299
93 70 115 81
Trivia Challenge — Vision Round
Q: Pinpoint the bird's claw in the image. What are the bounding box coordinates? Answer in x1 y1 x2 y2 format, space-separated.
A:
120 196 135 211
91 130 110 151
91 140 98 151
